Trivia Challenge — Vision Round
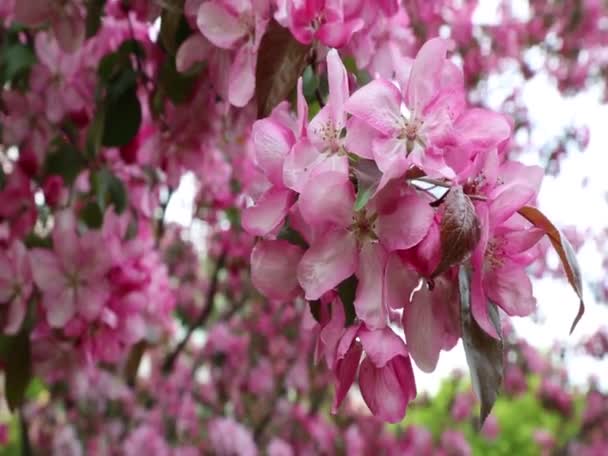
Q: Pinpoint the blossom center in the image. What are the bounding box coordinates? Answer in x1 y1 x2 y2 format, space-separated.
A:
349 210 378 243
485 237 506 270
318 120 342 153
397 116 425 155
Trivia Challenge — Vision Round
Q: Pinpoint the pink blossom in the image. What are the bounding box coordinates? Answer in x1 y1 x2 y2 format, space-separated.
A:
30 212 111 327
297 173 433 328
195 0 270 106
345 37 464 190
283 0 364 47
283 50 350 192
208 417 258 456
0 241 32 334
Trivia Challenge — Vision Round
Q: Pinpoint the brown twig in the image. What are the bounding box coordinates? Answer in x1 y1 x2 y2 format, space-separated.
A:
162 250 227 373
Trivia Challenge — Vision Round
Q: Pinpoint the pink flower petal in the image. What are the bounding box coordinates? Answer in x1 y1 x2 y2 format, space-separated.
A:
45 288 76 328
384 253 419 310
354 242 388 329
372 136 408 178
489 184 535 226
242 187 295 236
197 2 248 49
326 48 349 127
454 108 511 152
282 138 323 193
358 327 409 367
345 79 402 135
297 230 358 300
332 340 362 412
176 34 211 73
317 18 364 48
251 240 304 301
485 267 536 317
344 117 376 159
29 249 64 295
252 117 295 187
358 357 408 423
405 37 453 114
228 45 256 107
377 191 434 251
299 171 354 231
404 285 444 372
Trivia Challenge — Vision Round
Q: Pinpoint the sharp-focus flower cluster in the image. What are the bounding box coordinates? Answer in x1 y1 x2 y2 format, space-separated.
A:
246 38 546 422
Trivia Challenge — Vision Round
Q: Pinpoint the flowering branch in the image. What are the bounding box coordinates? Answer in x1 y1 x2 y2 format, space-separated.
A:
162 250 227 373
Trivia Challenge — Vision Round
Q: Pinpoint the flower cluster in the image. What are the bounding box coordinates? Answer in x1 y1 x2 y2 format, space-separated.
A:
245 38 550 422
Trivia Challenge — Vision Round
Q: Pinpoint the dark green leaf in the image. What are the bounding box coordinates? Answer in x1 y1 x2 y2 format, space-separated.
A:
102 85 141 147
309 300 322 323
337 275 358 326
1 44 35 83
255 20 311 118
98 40 144 82
459 265 503 427
44 142 86 185
85 0 106 38
159 0 189 54
518 206 584 333
302 65 318 100
352 159 382 211
23 232 52 249
1 331 33 413
92 168 128 213
159 57 200 104
86 108 106 158
277 224 309 249
107 174 127 213
81 201 104 228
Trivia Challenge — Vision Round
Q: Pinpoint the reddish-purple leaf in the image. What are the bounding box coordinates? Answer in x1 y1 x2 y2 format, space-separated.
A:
255 20 311 118
518 205 584 333
432 186 481 277
459 265 503 427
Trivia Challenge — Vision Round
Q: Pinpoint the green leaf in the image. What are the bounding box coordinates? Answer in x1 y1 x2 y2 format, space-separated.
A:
518 206 584 333
302 65 318 101
81 201 104 228
159 57 200 104
85 107 106 158
44 142 86 185
159 0 189 54
277 224 309 249
337 275 358 326
459 265 503 427
102 84 142 147
255 20 311 118
1 44 35 83
92 168 128 214
352 159 382 211
85 0 106 38
309 300 322 323
0 331 33 413
25 377 47 400
98 40 144 82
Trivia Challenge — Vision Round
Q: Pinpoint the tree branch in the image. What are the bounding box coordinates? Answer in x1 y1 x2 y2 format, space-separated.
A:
162 250 227 373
